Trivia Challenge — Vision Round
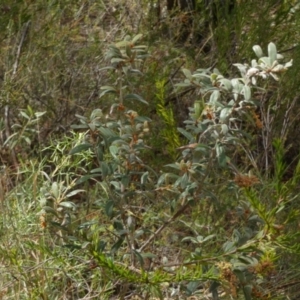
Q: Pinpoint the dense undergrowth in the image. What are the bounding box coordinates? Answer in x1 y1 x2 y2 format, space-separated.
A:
1 1 300 299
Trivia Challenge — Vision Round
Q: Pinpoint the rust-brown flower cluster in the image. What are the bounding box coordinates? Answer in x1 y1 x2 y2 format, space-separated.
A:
234 173 260 188
216 261 238 298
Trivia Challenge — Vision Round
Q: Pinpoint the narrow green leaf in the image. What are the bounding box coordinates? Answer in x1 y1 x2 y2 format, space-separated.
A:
182 236 196 243
42 206 59 217
209 281 220 300
218 78 232 91
215 143 223 158
20 111 30 120
23 136 31 145
180 173 189 189
177 127 193 140
99 66 116 71
99 127 118 138
3 133 17 146
90 168 102 173
275 205 285 214
105 200 114 218
243 285 253 300
196 235 204 243
125 45 132 58
51 182 59 199
69 143 92 155
109 145 119 158
59 201 76 209
97 147 104 161
99 86 117 97
78 221 98 229
186 281 201 296
165 163 181 170
140 252 157 259
115 40 131 47
141 171 149 185
203 234 215 242
111 181 121 190
175 82 192 88
100 85 117 91
270 72 279 81
220 107 232 121
133 250 145 267
221 124 228 135
121 174 130 187
111 58 125 64
233 64 247 76
223 241 236 253
101 161 109 178
35 111 47 118
71 124 89 129
66 189 85 198
132 33 143 43
75 174 102 185
90 109 103 120
242 85 251 101
111 237 125 254
258 56 271 66
284 59 293 68
124 93 148 105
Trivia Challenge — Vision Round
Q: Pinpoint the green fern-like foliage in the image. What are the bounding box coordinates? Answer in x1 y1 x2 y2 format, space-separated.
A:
155 79 181 159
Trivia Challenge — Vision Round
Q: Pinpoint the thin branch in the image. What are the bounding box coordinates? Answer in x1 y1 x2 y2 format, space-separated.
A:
12 21 31 76
138 200 191 252
163 60 185 87
4 21 31 168
279 44 298 54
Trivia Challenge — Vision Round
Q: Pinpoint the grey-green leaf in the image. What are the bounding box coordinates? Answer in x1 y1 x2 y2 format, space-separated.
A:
220 107 232 121
252 45 263 58
268 42 277 65
182 68 192 80
209 90 220 104
242 85 251 101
